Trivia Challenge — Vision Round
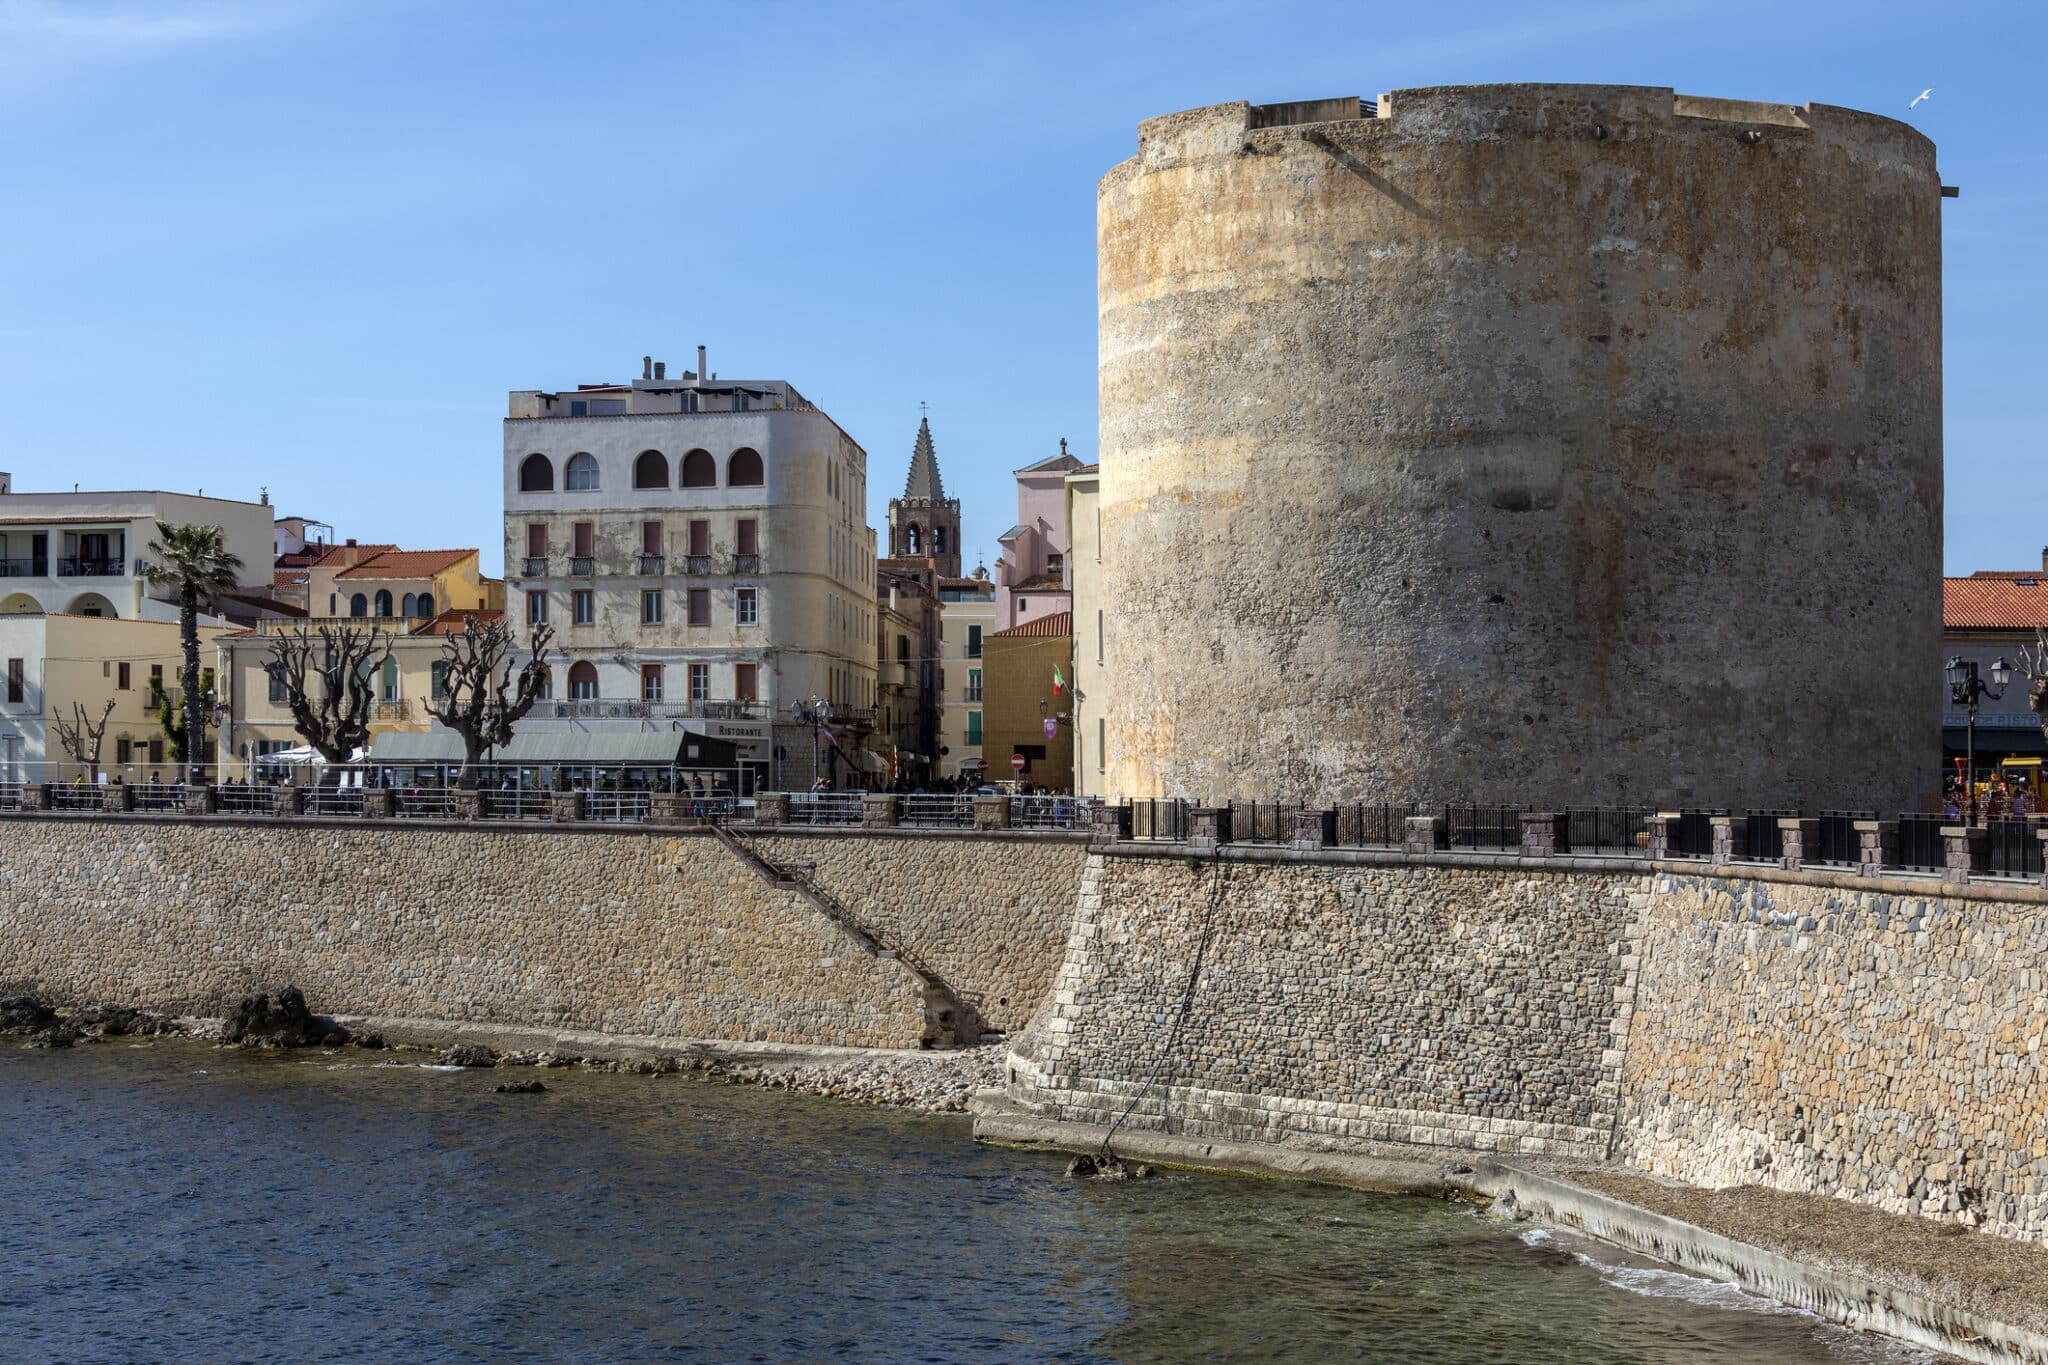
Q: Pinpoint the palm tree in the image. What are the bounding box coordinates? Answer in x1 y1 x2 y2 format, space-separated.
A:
143 522 245 785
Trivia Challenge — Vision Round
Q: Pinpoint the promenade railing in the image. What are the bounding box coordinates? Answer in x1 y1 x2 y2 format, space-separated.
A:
785 792 862 827
901 793 974 828
1009 795 1089 829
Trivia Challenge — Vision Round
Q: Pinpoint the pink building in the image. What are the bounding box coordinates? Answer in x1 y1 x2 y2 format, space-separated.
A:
995 440 1084 630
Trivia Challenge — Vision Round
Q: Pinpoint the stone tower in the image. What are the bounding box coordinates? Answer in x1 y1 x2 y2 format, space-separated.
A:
887 417 962 577
1097 86 1944 813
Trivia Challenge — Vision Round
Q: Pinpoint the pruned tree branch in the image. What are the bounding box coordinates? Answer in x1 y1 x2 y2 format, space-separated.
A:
421 617 555 788
51 699 116 778
2019 626 2048 731
264 623 391 774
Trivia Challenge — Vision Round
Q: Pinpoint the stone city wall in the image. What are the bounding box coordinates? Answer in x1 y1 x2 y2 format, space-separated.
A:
746 830 1088 1035
1005 848 2048 1242
0 818 1085 1051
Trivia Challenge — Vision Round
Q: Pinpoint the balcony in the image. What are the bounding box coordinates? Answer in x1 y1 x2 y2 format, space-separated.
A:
58 557 125 577
732 553 759 574
521 556 548 576
684 555 712 576
964 685 983 701
539 698 773 721
570 557 595 576
373 700 411 720
0 558 48 578
639 554 666 575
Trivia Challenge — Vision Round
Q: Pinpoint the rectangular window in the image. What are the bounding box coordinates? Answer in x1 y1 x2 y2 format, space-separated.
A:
1097 609 1104 663
734 663 757 702
735 587 758 625
641 590 662 625
573 522 594 557
688 588 710 626
1097 717 1106 770
641 520 662 555
151 663 163 685
966 625 982 658
148 738 164 766
5 658 21 704
526 522 546 558
269 669 286 704
573 590 594 625
736 519 758 555
431 660 450 700
1048 552 1064 577
641 664 663 702
116 737 133 765
526 590 548 625
688 663 709 703
966 667 982 701
117 661 131 690
688 520 709 556
966 711 982 745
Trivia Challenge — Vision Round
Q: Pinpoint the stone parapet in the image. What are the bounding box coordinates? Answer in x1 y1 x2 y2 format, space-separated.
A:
1941 825 1987 885
101 783 134 814
184 785 218 817
649 792 689 825
1777 817 1821 870
1519 811 1570 858
1403 815 1447 854
361 789 396 820
1293 808 1336 850
1853 819 1898 878
550 791 585 824
1709 816 1746 867
754 793 790 826
862 794 899 829
17 783 50 813
1188 806 1232 850
271 786 304 818
1090 803 1133 845
2040 827 2048 890
972 795 1010 831
1646 812 1678 859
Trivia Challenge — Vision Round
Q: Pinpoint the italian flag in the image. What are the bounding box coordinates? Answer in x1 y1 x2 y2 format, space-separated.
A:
1052 664 1067 697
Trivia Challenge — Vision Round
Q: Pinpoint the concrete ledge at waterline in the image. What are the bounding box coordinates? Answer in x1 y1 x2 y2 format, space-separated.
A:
331 1015 957 1070
968 1100 2048 1365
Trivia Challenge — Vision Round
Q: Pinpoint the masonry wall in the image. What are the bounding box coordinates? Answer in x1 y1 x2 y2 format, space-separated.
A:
1006 849 2048 1242
0 820 1082 1051
749 831 1087 1035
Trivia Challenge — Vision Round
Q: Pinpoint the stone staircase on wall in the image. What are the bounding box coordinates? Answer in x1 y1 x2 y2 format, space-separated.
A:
708 824 981 1048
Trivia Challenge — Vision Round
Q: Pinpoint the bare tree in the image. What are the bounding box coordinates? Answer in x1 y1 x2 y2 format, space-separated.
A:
51 699 116 780
264 624 390 776
421 618 556 789
2019 627 2048 731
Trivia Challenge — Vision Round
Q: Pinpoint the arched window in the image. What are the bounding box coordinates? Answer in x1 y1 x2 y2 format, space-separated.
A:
728 447 764 487
349 593 368 618
416 592 433 618
906 524 922 554
633 450 669 489
681 449 716 488
568 660 599 700
401 593 418 617
934 527 946 553
565 453 600 491
519 454 554 492
374 589 394 618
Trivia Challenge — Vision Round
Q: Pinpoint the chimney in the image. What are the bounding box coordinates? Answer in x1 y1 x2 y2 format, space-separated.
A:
653 360 666 381
2041 546 2047 573
642 356 653 380
346 538 357 547
697 345 707 382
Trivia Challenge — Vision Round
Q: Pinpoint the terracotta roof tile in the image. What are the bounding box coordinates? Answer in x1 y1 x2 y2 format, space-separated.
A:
334 548 475 580
1945 576 2048 631
1011 572 1065 592
309 542 396 568
273 568 308 589
419 608 505 635
992 610 1072 638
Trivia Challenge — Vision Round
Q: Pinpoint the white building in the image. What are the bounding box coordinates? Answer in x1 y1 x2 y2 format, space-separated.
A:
937 571 996 782
502 352 879 788
0 481 277 622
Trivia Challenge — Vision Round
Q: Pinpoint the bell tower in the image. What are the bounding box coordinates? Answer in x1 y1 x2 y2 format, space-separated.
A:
886 415 961 577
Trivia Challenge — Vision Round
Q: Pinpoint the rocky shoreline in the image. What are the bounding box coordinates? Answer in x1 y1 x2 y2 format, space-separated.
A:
2 990 1004 1115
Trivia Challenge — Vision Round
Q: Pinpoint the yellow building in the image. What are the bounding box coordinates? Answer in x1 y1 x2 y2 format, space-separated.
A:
302 544 501 625
216 610 500 771
0 613 236 781
981 611 1074 791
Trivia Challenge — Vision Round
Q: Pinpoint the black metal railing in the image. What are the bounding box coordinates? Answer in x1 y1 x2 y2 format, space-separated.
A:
1567 807 1650 856
570 556 594 575
57 556 124 577
732 553 759 574
685 555 712 575
521 556 548 576
639 554 665 574
1666 811 1719 860
1224 799 1302 845
1334 802 1419 847
0 558 48 577
1896 814 1946 872
1445 803 1522 851
1744 809 1798 863
1128 798 1188 842
1987 819 2046 880
1817 811 1871 867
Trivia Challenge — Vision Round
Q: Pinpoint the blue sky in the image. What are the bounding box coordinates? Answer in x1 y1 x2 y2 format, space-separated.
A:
1 0 2039 577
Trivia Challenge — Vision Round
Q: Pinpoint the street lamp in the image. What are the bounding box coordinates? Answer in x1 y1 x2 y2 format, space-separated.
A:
791 696 833 789
1947 655 2012 822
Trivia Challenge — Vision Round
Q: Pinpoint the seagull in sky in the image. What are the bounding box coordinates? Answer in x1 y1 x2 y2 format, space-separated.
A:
1909 87 1934 110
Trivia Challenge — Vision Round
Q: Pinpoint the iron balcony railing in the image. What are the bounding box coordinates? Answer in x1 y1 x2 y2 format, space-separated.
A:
570 556 595 576
684 555 712 575
541 698 770 721
522 556 548 576
732 553 760 574
0 558 49 577
639 554 665 574
372 700 410 720
57 556 125 577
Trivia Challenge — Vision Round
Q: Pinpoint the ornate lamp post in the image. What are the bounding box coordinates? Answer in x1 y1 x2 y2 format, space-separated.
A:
1946 654 2012 822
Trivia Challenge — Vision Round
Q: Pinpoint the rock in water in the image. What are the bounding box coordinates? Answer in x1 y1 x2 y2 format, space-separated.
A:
1064 1154 1098 1179
0 995 56 1033
221 987 316 1048
1489 1189 1527 1223
439 1044 497 1068
494 1079 547 1095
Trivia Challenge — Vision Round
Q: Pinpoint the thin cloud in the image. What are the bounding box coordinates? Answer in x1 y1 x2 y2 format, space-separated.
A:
0 0 323 80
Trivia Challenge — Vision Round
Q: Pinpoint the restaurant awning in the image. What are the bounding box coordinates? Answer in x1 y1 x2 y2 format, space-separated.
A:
367 731 693 765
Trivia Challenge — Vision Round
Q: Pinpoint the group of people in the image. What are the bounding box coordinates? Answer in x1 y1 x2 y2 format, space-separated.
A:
1941 771 2036 822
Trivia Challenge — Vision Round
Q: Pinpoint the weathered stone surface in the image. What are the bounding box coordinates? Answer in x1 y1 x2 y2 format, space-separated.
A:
1097 87 1940 811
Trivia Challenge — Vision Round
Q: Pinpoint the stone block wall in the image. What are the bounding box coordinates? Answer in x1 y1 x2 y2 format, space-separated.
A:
1006 852 1644 1159
1616 873 2048 1242
748 831 1087 1035
0 821 953 1049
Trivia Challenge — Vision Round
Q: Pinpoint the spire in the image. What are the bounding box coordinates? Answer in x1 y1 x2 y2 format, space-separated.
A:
904 415 945 502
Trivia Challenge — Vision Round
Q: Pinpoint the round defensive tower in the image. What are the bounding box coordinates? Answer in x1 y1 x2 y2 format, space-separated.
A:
1098 85 1943 811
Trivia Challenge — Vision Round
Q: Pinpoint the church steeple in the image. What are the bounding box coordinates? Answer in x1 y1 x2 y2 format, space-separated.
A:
886 413 962 577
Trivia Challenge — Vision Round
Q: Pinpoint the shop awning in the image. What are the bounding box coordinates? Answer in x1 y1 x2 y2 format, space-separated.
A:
367 731 692 765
